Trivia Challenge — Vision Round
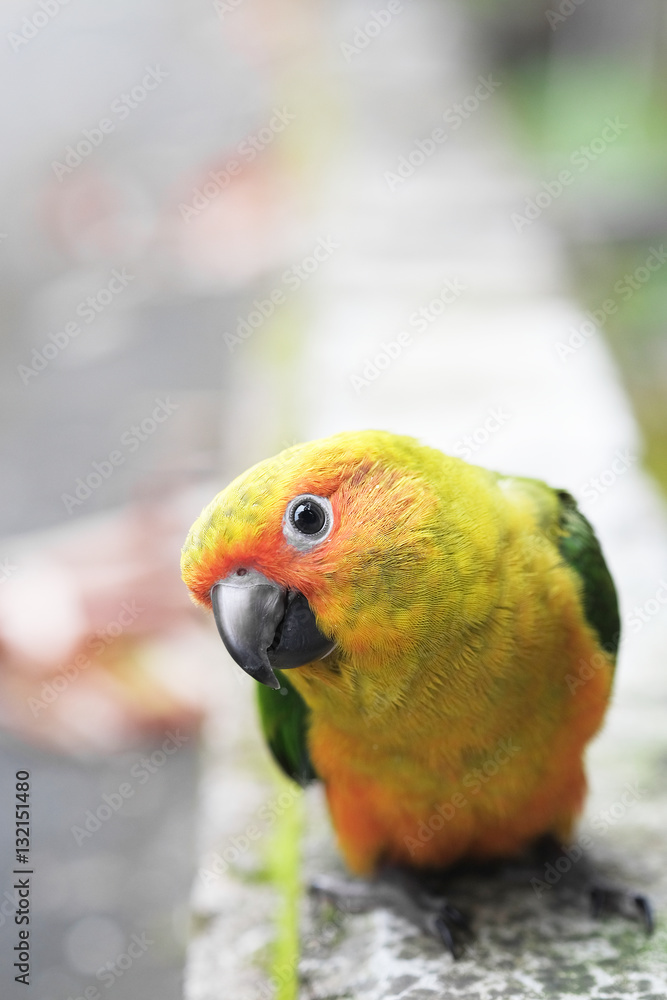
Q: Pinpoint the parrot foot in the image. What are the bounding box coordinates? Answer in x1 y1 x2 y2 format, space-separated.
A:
379 866 472 957
589 885 654 934
309 873 385 914
534 834 654 935
309 868 471 958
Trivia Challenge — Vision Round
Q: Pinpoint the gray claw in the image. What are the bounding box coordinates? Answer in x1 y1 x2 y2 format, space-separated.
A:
634 894 654 935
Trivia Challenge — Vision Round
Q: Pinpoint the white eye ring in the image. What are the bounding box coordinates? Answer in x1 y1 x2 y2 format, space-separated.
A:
283 494 333 551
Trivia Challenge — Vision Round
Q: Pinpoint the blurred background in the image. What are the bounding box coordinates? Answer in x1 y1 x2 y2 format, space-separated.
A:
0 0 666 998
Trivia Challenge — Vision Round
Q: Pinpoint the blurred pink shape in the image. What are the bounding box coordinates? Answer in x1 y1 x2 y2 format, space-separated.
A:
0 497 207 754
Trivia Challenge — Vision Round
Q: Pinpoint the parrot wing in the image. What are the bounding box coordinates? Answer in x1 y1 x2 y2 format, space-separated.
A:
256 670 319 786
555 489 620 659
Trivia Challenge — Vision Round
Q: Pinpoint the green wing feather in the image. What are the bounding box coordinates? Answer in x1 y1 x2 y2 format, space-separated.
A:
503 474 621 659
256 671 319 786
555 489 620 658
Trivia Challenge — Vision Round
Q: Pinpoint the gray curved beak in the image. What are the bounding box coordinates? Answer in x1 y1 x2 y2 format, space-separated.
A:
210 568 336 689
211 569 284 689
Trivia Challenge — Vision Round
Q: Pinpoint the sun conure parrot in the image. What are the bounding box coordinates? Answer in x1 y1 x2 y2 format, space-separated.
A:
181 429 650 948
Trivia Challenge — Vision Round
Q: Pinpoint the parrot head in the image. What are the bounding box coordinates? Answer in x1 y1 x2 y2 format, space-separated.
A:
181 430 497 693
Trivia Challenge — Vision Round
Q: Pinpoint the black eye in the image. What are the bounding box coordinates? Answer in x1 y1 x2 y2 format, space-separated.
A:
291 500 325 534
283 493 333 550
